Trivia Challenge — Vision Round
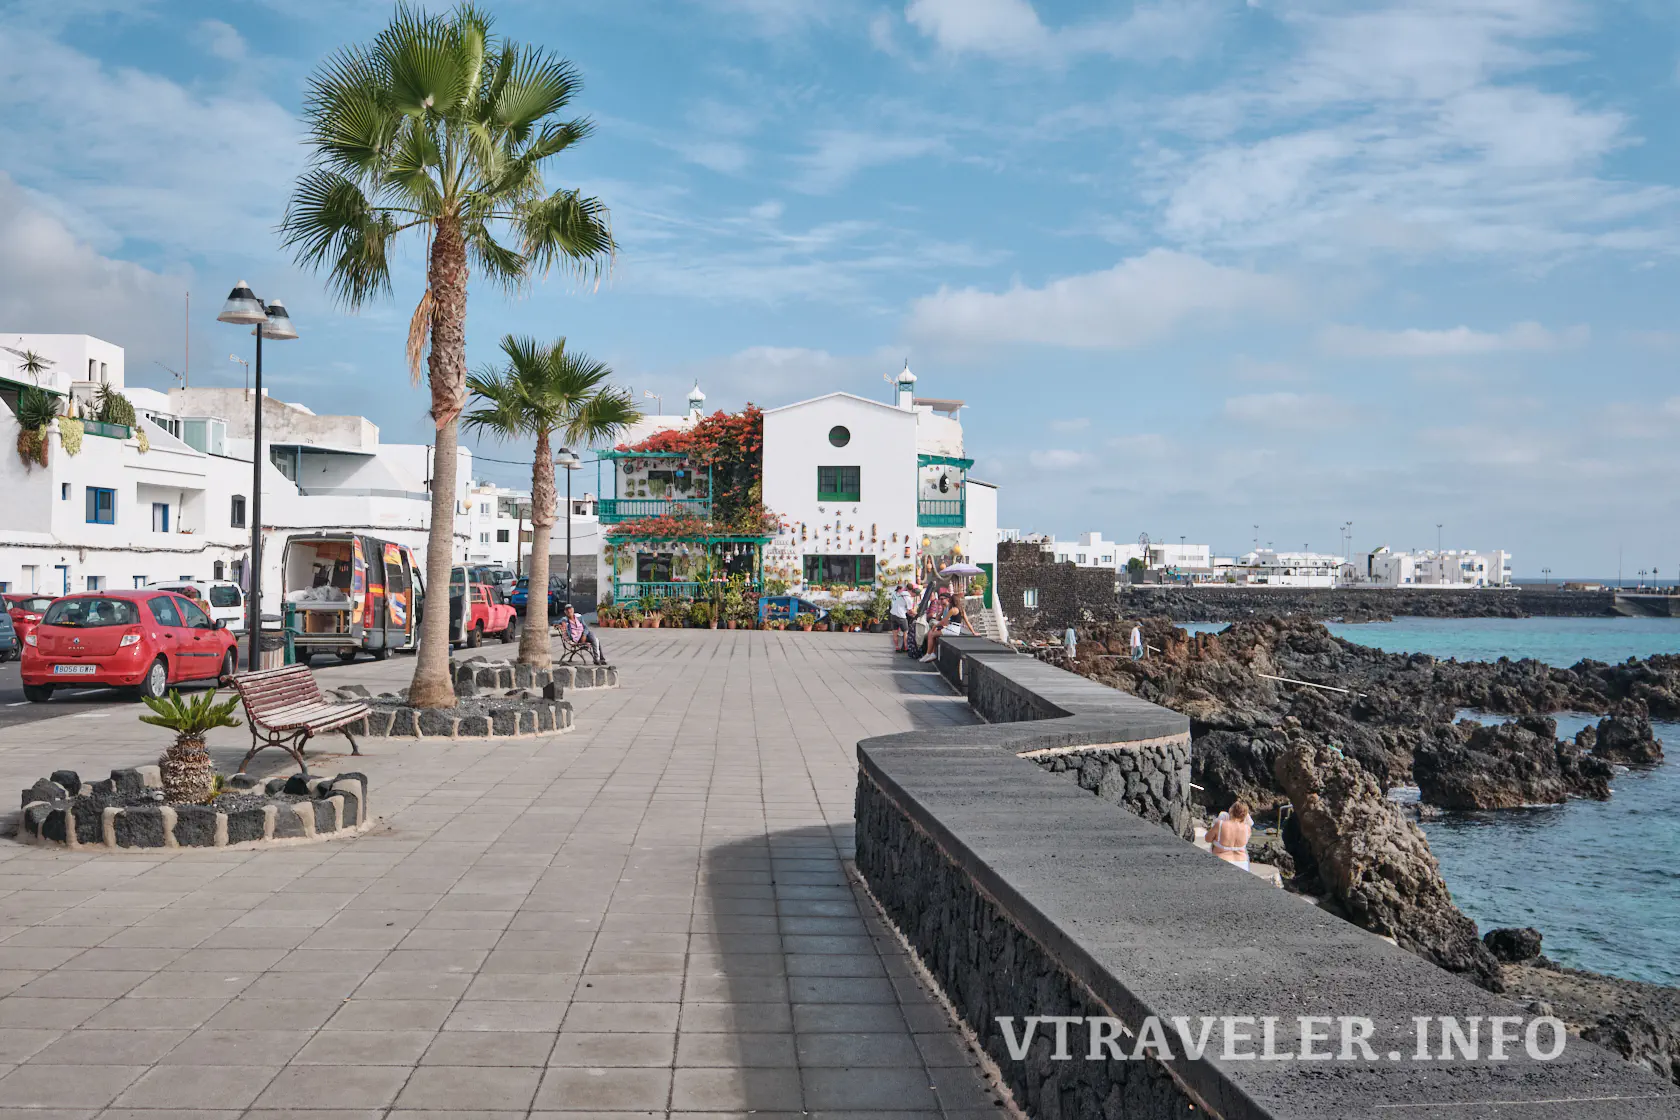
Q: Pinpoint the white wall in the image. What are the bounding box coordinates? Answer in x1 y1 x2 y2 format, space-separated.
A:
762 393 918 589
965 480 998 568
1 334 125 394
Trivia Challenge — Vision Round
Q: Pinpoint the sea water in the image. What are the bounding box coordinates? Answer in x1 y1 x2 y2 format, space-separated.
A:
1176 615 1680 982
1329 617 1680 984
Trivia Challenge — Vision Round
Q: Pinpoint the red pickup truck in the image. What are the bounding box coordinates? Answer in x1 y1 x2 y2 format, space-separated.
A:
458 583 519 648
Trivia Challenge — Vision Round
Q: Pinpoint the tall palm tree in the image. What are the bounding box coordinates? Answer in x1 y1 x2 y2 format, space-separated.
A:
465 335 638 667
280 3 613 708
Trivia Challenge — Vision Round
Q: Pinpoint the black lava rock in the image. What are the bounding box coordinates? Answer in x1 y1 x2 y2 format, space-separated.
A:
49 770 81 796
1484 927 1544 963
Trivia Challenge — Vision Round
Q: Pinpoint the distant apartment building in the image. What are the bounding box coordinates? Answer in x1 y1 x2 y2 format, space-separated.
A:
1358 546 1513 588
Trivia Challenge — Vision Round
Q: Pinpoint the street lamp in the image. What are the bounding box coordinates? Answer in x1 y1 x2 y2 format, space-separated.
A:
217 281 297 673
642 390 662 416
556 447 581 609
228 354 249 394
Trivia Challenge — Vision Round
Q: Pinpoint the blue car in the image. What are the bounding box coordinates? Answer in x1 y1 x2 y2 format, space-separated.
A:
510 576 568 615
758 596 829 625
0 610 15 661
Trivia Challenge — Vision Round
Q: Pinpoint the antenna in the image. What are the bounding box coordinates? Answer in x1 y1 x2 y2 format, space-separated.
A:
154 361 186 388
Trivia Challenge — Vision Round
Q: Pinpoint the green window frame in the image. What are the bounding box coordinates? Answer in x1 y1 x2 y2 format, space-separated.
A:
804 554 876 587
817 465 860 502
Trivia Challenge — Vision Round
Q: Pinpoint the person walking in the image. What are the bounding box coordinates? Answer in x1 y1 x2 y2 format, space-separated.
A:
889 584 911 651
561 603 607 666
1205 802 1252 871
1130 624 1145 661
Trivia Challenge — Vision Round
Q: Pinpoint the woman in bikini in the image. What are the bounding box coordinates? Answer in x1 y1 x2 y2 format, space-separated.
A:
1205 801 1252 871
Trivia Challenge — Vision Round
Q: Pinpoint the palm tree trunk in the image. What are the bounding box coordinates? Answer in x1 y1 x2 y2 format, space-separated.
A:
519 428 556 668
409 215 469 709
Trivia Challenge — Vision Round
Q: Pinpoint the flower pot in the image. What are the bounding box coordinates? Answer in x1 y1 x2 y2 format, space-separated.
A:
867 622 882 633
726 621 737 630
800 623 813 631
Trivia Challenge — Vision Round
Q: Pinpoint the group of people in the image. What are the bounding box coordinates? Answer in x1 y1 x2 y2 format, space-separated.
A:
886 580 972 663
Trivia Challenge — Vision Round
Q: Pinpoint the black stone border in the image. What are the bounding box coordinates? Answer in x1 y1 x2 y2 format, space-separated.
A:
19 768 370 851
347 698 573 739
856 636 1680 1119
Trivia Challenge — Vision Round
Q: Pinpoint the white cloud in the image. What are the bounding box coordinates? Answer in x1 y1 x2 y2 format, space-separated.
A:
791 130 945 194
629 345 904 410
1223 392 1356 430
0 174 188 366
1144 0 1677 260
194 19 247 62
0 21 301 259
905 0 1049 58
903 0 1221 62
904 249 1293 350
1028 448 1094 470
1318 321 1588 357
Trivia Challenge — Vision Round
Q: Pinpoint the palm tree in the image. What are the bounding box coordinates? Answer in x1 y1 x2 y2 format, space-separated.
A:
280 3 613 708
465 335 638 667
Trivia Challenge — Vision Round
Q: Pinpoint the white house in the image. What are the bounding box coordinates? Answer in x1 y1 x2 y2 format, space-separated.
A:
760 365 999 596
463 481 529 570
0 334 484 615
1217 549 1345 588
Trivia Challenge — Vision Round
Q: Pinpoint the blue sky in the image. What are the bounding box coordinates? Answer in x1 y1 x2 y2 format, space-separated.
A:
3 0 1679 576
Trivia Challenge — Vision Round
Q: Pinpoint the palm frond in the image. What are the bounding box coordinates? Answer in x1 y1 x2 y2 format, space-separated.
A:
465 220 529 293
279 171 402 308
382 4 472 117
305 45 397 178
513 188 614 281
491 45 580 137
406 287 433 385
386 118 444 212
565 386 641 449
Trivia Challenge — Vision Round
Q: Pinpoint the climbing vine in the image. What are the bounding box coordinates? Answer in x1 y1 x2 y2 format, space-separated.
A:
619 406 767 532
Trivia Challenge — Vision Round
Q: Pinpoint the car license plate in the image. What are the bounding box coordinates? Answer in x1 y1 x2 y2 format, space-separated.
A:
52 664 98 675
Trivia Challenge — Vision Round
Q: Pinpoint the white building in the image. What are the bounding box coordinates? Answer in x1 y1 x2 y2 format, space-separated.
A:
1358 546 1513 588
1216 549 1346 588
759 365 998 596
0 334 481 615
463 482 529 571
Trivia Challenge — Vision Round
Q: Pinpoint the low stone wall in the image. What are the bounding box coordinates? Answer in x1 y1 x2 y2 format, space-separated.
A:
350 698 572 739
1023 742 1192 839
19 767 369 850
856 636 1679 1118
452 658 617 695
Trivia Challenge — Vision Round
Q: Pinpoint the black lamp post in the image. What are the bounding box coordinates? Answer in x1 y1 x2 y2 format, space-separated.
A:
556 447 581 608
216 282 297 672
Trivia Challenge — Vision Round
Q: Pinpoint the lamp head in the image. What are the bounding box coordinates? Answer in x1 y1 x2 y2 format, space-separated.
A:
217 281 268 325
256 300 298 341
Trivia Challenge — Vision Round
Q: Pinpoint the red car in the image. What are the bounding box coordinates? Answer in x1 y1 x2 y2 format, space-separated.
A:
21 590 239 703
458 583 519 648
3 592 57 647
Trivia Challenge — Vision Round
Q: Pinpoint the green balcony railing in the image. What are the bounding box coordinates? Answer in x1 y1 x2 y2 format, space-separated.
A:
917 498 965 527
597 498 711 524
612 581 706 602
83 420 132 440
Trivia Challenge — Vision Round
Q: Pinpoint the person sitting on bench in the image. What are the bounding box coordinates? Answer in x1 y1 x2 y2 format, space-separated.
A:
561 604 607 665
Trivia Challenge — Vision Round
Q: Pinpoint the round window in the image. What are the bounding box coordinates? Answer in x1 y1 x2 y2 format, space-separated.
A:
828 425 851 447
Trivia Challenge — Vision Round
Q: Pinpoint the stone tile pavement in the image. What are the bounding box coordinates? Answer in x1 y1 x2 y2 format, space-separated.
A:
0 629 1006 1118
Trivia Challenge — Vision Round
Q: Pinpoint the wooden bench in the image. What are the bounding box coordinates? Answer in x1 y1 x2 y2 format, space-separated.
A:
229 664 368 775
557 630 593 665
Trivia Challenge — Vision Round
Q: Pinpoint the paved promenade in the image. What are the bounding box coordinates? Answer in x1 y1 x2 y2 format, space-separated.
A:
0 630 1002 1119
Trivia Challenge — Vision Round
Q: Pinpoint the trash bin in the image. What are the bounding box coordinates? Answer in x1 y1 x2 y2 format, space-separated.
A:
258 631 287 671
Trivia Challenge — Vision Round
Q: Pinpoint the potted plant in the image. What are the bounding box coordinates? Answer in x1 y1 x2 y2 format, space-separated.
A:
796 612 815 632
689 600 714 628
140 689 242 804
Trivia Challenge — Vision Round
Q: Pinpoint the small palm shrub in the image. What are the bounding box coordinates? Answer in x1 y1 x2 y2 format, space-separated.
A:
14 386 56 469
140 690 243 804
94 384 137 427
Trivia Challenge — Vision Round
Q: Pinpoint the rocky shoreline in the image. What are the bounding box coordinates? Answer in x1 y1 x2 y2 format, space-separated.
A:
1033 615 1679 1081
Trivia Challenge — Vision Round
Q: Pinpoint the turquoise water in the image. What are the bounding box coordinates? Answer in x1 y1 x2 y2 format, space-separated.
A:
1331 618 1680 984
1324 616 1680 667
1177 616 1680 982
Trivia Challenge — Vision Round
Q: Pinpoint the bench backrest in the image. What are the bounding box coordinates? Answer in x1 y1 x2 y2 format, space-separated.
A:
232 664 325 717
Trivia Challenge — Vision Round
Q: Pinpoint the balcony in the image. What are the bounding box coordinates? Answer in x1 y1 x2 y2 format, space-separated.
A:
83 420 131 440
596 497 712 524
918 498 965 528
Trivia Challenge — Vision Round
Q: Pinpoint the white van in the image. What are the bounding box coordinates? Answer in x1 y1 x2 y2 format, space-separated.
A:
146 580 246 630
